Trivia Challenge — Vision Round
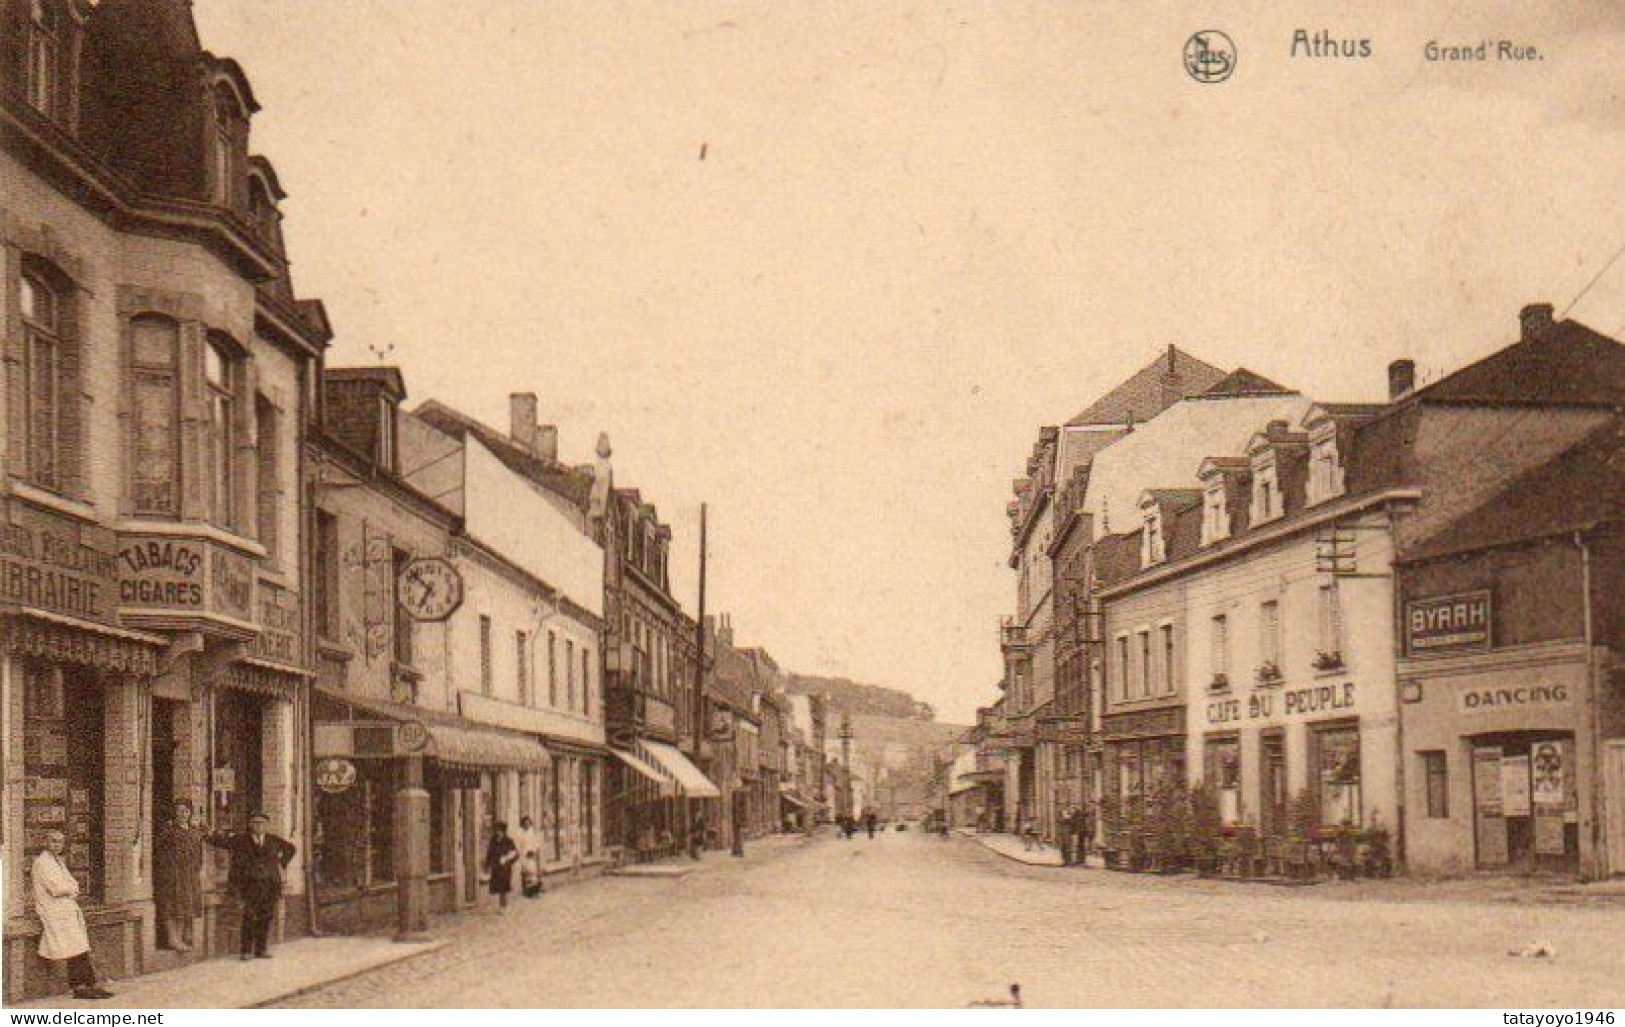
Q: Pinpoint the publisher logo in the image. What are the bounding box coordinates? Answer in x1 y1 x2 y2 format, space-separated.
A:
1184 30 1237 83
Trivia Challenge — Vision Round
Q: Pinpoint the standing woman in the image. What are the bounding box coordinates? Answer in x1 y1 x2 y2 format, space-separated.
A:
154 799 204 952
485 821 519 910
31 829 113 1000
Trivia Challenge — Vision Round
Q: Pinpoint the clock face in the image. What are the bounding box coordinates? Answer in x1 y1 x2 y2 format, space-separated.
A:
397 557 464 622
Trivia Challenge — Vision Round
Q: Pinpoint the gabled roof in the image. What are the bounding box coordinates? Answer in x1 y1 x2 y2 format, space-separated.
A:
1197 455 1249 479
1401 419 1623 564
1139 488 1204 514
1199 368 1294 399
1413 317 1625 408
413 399 594 510
1065 346 1227 426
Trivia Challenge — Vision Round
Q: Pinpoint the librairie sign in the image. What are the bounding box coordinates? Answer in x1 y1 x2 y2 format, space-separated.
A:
1407 591 1491 656
0 501 120 625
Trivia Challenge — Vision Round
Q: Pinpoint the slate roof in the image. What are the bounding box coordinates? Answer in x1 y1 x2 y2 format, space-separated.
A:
1400 419 1624 563
1413 317 1625 408
1198 368 1295 398
1066 347 1228 426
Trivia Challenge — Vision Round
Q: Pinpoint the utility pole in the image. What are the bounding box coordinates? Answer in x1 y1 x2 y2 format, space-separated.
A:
692 503 708 853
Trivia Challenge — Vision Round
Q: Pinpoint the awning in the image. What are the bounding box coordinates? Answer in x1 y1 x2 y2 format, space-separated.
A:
639 739 722 799
779 790 810 809
314 686 551 772
612 745 676 798
1 607 165 676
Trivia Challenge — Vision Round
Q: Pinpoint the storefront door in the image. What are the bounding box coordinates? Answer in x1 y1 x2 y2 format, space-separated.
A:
1260 731 1287 837
1472 734 1578 873
213 691 264 831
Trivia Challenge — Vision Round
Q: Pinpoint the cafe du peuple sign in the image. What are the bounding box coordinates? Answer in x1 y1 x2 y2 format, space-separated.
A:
1407 591 1491 656
1207 681 1357 726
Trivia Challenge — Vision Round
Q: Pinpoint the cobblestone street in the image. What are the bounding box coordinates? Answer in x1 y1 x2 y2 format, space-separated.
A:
275 832 1625 1008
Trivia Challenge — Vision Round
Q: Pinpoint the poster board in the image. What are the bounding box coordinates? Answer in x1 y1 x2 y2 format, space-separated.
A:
1473 746 1508 867
1501 755 1531 818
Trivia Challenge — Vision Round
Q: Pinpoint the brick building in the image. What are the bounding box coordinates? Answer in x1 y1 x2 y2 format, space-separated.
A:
2 0 327 999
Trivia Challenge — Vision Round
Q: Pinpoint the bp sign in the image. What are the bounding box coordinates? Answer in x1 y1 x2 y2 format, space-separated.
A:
315 757 358 794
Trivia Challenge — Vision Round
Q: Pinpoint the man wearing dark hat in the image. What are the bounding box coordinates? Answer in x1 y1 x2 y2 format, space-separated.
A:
207 812 296 960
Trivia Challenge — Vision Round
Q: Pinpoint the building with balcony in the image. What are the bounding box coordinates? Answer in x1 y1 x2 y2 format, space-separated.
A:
2 0 327 999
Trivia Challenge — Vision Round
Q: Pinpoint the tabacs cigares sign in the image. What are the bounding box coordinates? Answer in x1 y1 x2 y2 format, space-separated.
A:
1406 590 1491 656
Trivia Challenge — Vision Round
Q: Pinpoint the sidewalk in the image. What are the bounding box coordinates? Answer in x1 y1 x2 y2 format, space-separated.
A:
9 936 445 1010
960 830 1063 867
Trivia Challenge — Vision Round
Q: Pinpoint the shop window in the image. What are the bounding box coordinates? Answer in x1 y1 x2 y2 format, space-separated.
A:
314 758 396 895
579 761 595 855
1313 724 1362 830
204 336 238 528
23 664 104 904
314 510 341 641
255 395 281 561
427 780 451 875
1422 750 1448 818
130 316 181 515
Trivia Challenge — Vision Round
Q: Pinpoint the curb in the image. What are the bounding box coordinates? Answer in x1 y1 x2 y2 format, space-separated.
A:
247 940 450 1009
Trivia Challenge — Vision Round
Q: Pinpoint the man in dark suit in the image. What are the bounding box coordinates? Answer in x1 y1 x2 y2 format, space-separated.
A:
207 811 296 960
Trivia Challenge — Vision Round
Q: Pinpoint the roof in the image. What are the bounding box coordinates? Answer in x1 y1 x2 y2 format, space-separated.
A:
1401 419 1624 563
1143 488 1204 513
327 366 406 400
1066 347 1228 427
413 400 593 510
1413 317 1625 408
1198 368 1294 398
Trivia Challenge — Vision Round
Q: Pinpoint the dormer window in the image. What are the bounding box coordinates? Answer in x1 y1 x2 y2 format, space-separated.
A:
1307 432 1345 505
377 394 397 472
1140 499 1166 567
1251 453 1283 524
1201 483 1229 546
211 84 247 208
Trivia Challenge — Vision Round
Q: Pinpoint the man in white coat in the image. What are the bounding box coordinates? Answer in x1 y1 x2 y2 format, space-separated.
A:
31 829 114 1000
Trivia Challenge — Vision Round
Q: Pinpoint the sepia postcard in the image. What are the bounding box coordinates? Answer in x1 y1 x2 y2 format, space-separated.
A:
1 0 1622 1013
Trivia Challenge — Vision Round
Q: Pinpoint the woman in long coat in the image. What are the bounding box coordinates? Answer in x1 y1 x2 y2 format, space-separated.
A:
31 829 113 1000
154 799 204 952
484 821 519 909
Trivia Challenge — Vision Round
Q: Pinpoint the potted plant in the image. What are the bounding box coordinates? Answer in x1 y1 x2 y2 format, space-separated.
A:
1099 794 1123 870
1358 826 1394 878
1189 784 1223 876
1209 672 1230 693
1312 650 1345 671
1256 661 1283 684
1285 787 1320 880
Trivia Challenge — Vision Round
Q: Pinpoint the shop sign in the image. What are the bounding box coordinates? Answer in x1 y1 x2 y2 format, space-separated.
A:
1457 682 1570 715
1406 591 1491 656
118 535 256 622
0 501 120 625
1205 682 1356 725
315 758 358 794
254 583 303 665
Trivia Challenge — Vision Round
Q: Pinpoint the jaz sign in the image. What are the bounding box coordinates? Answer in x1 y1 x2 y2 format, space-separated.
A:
1407 591 1491 656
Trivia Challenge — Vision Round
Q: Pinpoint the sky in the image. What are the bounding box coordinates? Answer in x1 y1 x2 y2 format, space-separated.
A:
192 1 1624 724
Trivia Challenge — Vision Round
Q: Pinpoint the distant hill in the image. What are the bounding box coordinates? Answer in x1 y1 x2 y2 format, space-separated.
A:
784 673 937 721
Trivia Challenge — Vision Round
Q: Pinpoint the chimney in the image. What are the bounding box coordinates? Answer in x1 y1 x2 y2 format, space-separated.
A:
537 425 559 463
1387 359 1416 401
1159 343 1184 409
1519 302 1554 341
509 393 538 454
717 614 734 648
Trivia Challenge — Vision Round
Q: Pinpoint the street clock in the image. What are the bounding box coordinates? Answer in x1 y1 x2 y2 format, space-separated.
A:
397 557 464 622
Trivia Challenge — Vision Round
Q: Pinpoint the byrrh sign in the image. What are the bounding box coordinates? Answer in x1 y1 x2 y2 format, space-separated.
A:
1406 591 1491 656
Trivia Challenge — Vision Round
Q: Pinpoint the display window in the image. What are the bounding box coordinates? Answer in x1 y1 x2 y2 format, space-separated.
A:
23 663 104 904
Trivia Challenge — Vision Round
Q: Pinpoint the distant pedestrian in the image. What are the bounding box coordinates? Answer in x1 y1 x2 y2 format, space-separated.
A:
206 811 296 960
485 821 519 910
31 829 113 1000
1020 814 1039 851
155 798 204 952
1078 805 1096 864
865 811 878 839
689 811 707 860
1058 806 1078 865
516 815 544 897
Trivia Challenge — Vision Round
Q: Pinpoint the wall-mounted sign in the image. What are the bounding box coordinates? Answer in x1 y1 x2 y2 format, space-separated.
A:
118 535 256 622
0 501 120 625
254 583 303 665
315 758 358 794
1457 682 1570 715
1205 682 1357 726
396 557 464 622
397 720 430 753
1407 591 1491 656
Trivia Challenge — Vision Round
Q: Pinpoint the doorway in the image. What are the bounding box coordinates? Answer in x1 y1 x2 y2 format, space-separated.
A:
1260 731 1287 837
1471 732 1578 873
151 699 182 821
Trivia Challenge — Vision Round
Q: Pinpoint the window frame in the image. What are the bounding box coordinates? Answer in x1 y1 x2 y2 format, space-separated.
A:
1422 750 1449 819
203 336 238 529
128 315 182 516
19 268 63 491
